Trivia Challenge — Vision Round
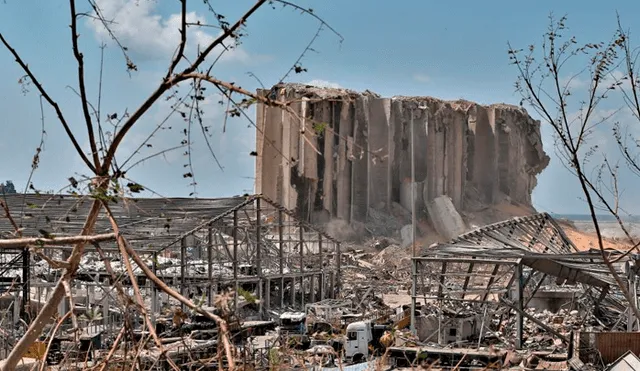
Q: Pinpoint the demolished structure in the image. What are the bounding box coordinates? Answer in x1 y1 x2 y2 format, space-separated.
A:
2 84 638 369
249 84 640 370
409 212 637 369
255 83 550 239
0 193 345 367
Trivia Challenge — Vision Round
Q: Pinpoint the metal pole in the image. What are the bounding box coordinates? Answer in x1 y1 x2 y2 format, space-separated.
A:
628 262 634 331
233 210 239 313
207 227 213 307
256 198 263 317
515 263 524 349
22 248 30 320
410 109 417 335
181 237 187 311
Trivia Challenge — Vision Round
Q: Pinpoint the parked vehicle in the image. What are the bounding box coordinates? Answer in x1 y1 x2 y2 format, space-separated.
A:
344 321 391 363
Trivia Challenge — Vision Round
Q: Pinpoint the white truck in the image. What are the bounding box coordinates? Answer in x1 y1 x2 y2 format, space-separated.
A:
344 321 390 363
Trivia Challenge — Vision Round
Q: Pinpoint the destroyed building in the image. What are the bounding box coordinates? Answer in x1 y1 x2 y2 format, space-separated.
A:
255 83 550 238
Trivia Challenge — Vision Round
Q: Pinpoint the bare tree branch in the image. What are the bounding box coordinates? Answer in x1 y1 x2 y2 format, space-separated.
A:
510 14 640 323
69 0 101 169
2 199 102 371
0 33 97 173
0 232 115 248
166 0 188 79
103 0 269 171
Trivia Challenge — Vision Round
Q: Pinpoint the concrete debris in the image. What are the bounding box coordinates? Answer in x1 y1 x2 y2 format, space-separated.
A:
365 207 405 237
399 180 424 214
399 225 414 248
426 195 467 241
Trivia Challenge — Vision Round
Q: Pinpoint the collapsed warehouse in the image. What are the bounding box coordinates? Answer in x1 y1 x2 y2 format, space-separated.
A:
0 193 350 368
0 84 639 370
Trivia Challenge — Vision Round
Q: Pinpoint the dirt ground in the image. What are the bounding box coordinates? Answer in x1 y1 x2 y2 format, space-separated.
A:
561 224 630 251
490 201 631 251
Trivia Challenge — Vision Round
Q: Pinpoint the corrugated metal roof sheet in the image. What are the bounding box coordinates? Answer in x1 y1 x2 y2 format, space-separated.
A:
608 350 640 371
0 193 248 250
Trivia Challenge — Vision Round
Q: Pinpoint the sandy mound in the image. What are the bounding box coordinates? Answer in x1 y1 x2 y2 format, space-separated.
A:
562 226 630 251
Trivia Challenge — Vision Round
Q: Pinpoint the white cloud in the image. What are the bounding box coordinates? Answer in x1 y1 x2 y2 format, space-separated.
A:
412 73 431 83
87 0 248 63
306 79 342 89
560 75 589 90
603 70 626 87
560 70 628 92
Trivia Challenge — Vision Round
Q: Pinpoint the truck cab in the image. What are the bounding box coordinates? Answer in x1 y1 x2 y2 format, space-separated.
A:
344 321 372 363
345 320 392 363
278 312 310 349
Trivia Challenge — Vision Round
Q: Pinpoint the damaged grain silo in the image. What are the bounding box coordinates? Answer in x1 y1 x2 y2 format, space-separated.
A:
254 83 550 240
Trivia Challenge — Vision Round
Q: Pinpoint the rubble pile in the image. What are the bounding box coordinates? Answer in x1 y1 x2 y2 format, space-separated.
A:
365 207 406 237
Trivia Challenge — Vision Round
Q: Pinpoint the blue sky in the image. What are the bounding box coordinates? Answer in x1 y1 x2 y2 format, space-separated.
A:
1 0 639 214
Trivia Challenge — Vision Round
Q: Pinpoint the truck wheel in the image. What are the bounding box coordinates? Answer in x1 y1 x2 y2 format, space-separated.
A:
352 353 365 364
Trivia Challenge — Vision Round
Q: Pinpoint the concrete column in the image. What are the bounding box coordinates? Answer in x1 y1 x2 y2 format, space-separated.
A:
321 102 335 215
282 99 301 209
265 279 271 315
257 94 285 203
351 96 369 223
336 102 353 221
515 263 524 349
446 111 467 210
367 98 392 211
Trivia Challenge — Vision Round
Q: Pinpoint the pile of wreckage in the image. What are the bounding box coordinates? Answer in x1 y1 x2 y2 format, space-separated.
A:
229 211 640 370
4 190 640 370
236 212 640 370
247 210 640 371
395 212 640 370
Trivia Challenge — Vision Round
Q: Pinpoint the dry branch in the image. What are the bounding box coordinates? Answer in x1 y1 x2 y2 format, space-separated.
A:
69 0 100 169
0 33 97 174
0 233 115 248
166 0 187 79
102 0 269 171
1 199 103 371
509 15 640 322
0 199 20 236
101 201 181 371
122 235 236 370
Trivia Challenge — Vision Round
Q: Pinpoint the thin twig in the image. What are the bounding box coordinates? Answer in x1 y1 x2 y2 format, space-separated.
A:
167 0 188 78
20 96 47 227
194 80 224 170
120 86 195 170
69 0 101 169
103 0 269 171
185 80 198 196
0 33 97 173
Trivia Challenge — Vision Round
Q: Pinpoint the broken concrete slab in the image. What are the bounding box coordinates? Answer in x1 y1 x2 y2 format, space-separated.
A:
400 225 413 248
399 180 424 216
426 195 467 241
